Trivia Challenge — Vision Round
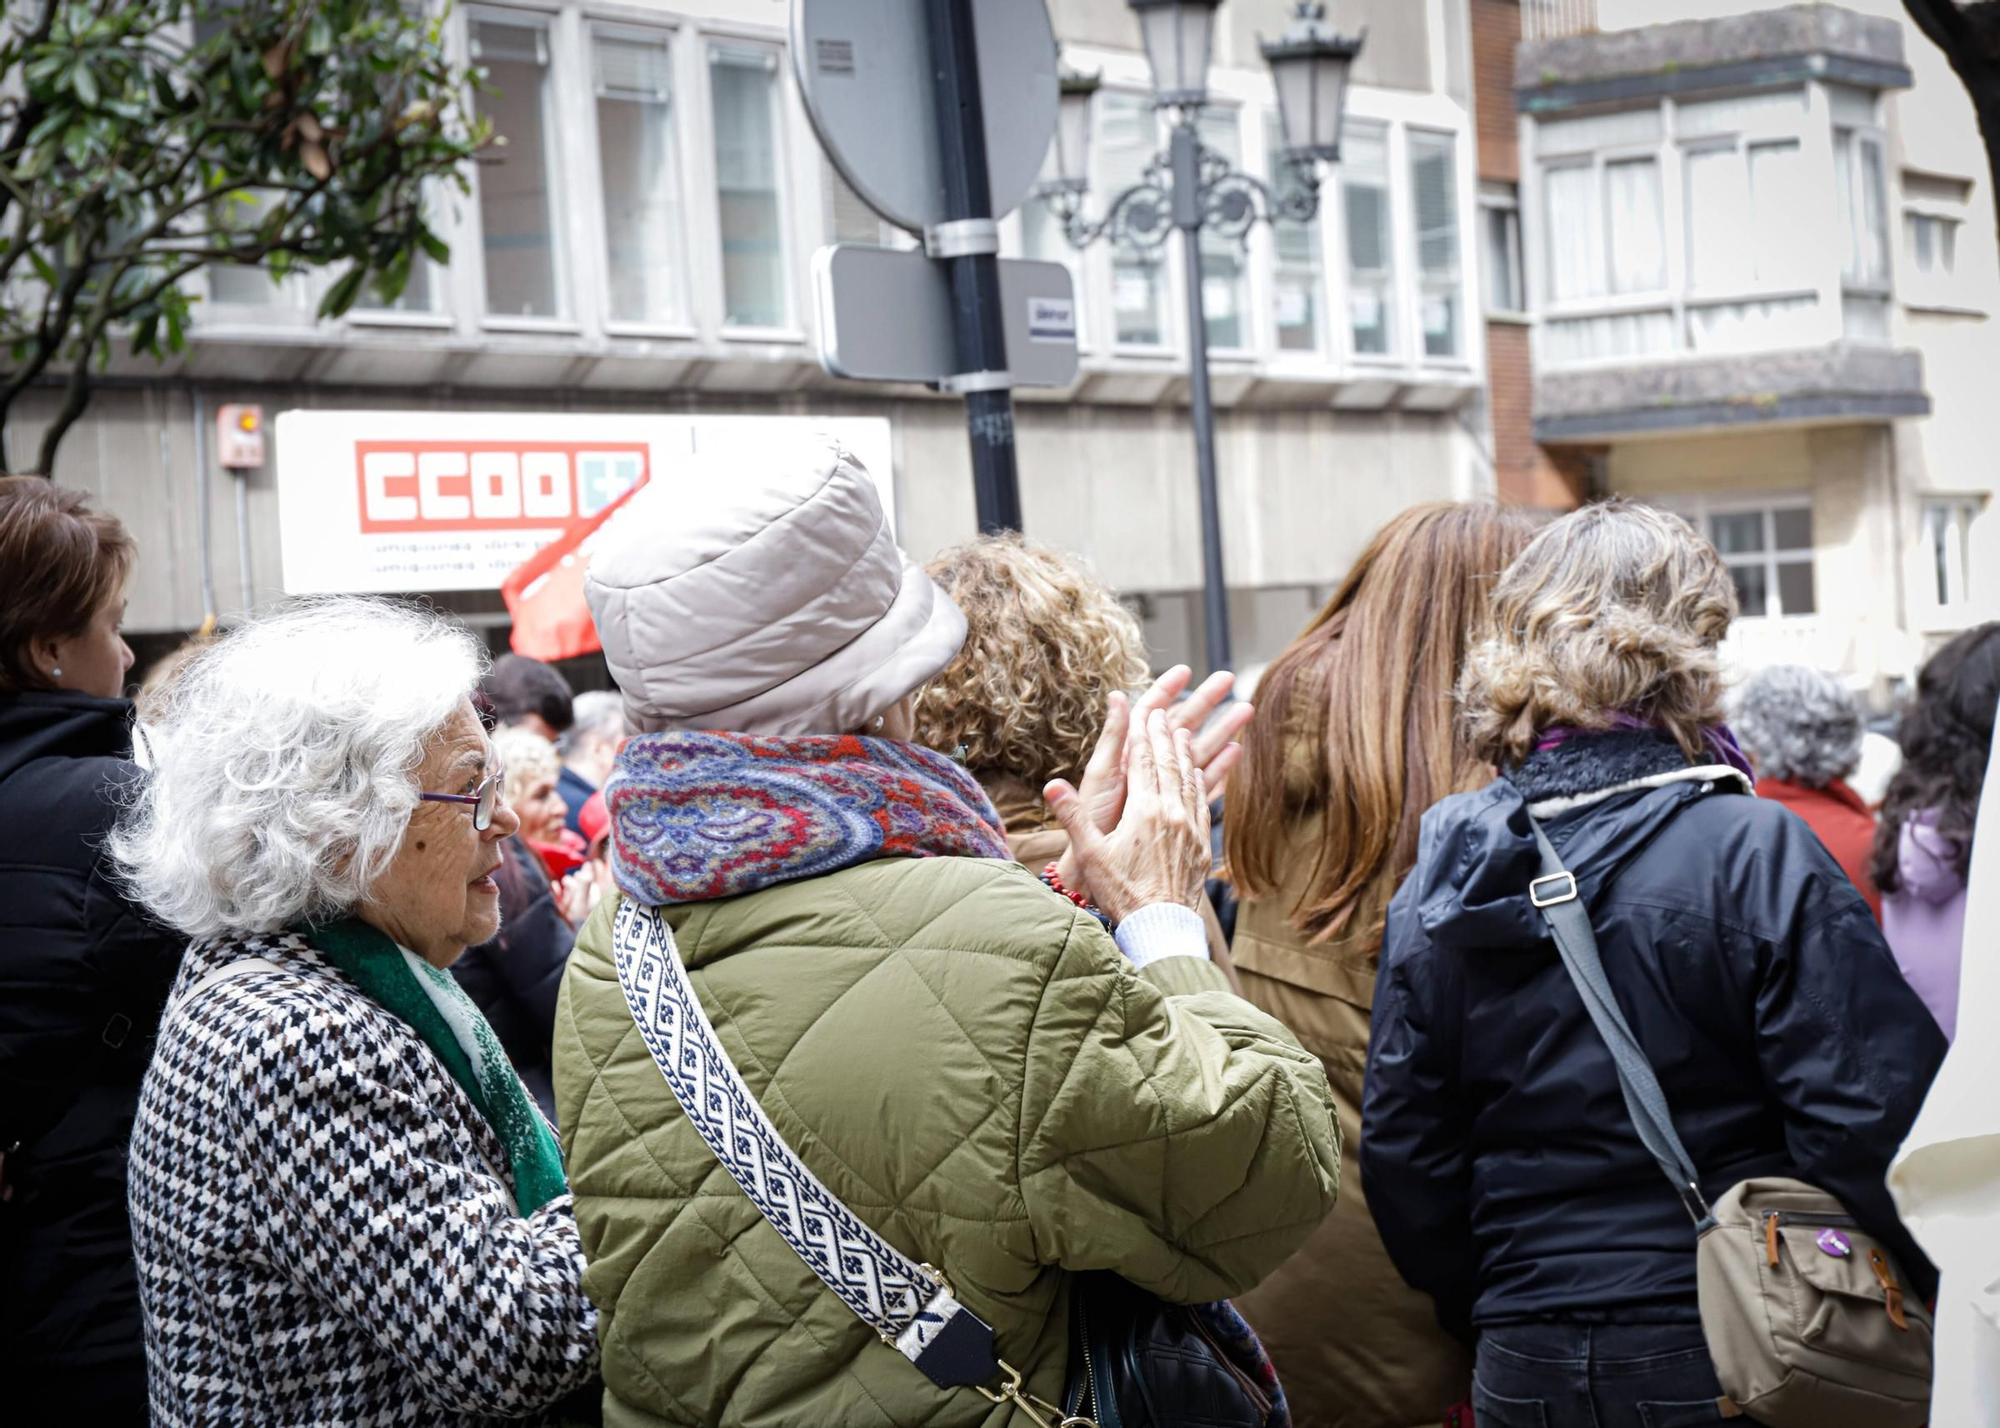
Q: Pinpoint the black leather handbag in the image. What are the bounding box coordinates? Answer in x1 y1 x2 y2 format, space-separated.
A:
1062 1275 1278 1428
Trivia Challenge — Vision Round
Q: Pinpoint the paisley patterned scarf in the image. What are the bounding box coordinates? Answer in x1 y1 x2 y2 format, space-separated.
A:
606 731 1010 906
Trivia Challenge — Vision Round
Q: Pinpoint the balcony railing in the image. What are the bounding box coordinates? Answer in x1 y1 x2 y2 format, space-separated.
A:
1523 0 1598 42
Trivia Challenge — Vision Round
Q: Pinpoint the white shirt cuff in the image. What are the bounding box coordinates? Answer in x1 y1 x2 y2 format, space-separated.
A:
1112 903 1210 968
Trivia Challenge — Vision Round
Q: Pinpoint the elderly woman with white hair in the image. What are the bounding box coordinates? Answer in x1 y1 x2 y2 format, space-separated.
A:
1733 663 1880 920
113 600 598 1426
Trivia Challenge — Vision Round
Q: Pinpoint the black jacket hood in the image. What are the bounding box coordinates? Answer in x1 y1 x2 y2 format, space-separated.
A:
0 690 135 788
1412 729 1752 951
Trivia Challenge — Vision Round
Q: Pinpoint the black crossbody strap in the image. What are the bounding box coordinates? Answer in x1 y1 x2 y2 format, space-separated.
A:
1526 817 1713 1229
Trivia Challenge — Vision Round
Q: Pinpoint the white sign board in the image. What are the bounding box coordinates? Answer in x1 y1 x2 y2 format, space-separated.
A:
274 411 895 595
813 245 1079 387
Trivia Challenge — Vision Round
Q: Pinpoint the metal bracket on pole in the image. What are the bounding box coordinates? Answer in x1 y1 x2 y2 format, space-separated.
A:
924 218 1001 260
935 369 1014 394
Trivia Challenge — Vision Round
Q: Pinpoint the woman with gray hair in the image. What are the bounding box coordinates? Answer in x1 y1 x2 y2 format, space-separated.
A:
1733 663 1879 919
113 599 598 1426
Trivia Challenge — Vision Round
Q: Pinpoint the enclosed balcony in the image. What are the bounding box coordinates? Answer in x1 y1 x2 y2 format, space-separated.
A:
1515 4 1930 442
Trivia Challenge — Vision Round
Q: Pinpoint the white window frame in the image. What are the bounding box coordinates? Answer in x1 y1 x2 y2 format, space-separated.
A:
587 17 698 340
1657 491 1817 621
465 4 577 333
1193 103 1254 360
1341 116 1401 366
1093 87 1179 359
1834 123 1893 299
1923 496 1983 614
1480 181 1525 319
1406 125 1466 365
700 32 802 341
1255 108 1328 362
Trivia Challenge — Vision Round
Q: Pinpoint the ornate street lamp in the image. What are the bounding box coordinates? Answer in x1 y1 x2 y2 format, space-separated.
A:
1041 1 1363 676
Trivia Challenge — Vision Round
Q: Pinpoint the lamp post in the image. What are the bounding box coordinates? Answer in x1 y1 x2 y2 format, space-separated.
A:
1043 0 1362 675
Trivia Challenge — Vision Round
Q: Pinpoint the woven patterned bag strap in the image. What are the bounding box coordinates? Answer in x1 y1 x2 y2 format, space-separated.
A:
610 899 1008 1393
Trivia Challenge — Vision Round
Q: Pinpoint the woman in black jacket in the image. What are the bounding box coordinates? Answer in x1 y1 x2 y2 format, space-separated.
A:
1362 501 1944 1428
0 476 182 1420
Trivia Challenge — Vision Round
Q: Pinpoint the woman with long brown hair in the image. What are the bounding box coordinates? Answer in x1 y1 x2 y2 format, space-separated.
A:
1226 502 1537 1428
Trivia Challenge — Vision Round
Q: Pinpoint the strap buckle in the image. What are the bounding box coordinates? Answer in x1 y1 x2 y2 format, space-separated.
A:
974 1358 1093 1428
1679 1180 1713 1226
1530 871 1578 908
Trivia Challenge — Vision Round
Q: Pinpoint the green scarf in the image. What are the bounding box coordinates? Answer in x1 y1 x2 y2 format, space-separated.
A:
306 917 568 1215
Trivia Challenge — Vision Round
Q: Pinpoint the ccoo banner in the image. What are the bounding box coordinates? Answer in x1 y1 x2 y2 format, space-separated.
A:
273 411 895 594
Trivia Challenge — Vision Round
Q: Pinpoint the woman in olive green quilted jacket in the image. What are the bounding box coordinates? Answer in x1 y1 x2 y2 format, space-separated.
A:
554 446 1341 1427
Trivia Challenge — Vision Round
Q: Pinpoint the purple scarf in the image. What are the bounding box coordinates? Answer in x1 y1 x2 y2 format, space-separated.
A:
606 730 1010 906
1534 712 1756 783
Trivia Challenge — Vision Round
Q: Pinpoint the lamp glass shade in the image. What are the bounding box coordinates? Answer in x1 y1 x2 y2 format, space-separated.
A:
1052 79 1096 189
1262 10 1363 163
1132 0 1218 106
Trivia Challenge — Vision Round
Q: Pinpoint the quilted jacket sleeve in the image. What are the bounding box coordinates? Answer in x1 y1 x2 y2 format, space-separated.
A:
227 998 599 1416
1016 910 1341 1304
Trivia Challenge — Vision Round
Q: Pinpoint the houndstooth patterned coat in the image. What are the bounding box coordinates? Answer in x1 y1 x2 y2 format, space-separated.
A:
128 931 600 1426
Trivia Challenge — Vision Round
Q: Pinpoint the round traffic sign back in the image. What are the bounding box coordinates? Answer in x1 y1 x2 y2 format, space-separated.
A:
792 0 1059 235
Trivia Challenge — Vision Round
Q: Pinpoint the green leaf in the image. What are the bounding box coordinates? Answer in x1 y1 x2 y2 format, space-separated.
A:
418 228 450 264
71 63 98 107
131 310 160 354
318 264 366 318
161 299 186 351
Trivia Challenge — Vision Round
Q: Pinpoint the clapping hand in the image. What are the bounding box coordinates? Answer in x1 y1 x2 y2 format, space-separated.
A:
1045 709 1212 926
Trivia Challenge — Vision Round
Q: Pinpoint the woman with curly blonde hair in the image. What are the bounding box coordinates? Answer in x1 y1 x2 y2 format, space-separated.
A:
915 534 1249 961
1363 500 1944 1425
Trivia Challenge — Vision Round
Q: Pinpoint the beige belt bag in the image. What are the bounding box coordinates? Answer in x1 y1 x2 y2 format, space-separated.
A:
1529 819 1932 1427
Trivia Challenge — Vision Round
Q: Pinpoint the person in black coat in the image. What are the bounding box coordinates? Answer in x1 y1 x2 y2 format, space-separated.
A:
450 833 576 1122
1362 501 1944 1428
0 476 182 1421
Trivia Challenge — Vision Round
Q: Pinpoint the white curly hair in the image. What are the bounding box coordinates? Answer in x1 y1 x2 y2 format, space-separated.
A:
1731 664 1863 789
109 598 487 940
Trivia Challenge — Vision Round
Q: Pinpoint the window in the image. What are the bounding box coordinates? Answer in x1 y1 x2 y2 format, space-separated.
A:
472 14 563 319
1266 114 1323 353
1925 498 1980 609
1480 182 1523 315
1604 157 1666 295
1100 92 1168 347
1906 212 1958 278
594 28 688 328
1684 139 1806 292
1410 131 1460 358
1705 503 1815 618
1543 154 1665 303
709 42 791 330
205 189 307 308
1342 121 1394 356
1835 128 1890 292
1196 108 1248 351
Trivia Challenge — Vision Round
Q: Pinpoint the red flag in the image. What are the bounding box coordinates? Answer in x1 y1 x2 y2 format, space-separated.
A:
500 478 648 661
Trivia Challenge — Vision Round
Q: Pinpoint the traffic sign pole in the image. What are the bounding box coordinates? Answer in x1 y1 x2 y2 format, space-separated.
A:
923 0 1022 534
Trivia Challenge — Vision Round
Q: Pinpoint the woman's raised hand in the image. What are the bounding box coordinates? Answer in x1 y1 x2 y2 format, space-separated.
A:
1068 665 1254 840
1044 709 1211 926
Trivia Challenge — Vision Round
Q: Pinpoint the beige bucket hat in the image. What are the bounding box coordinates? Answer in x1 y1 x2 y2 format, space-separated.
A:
585 442 966 736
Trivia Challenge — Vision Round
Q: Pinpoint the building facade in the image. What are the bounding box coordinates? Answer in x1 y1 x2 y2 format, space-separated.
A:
13 0 1496 676
1511 0 2000 694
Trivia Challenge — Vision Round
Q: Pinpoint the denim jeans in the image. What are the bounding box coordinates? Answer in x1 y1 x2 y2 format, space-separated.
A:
1473 1322 1753 1428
